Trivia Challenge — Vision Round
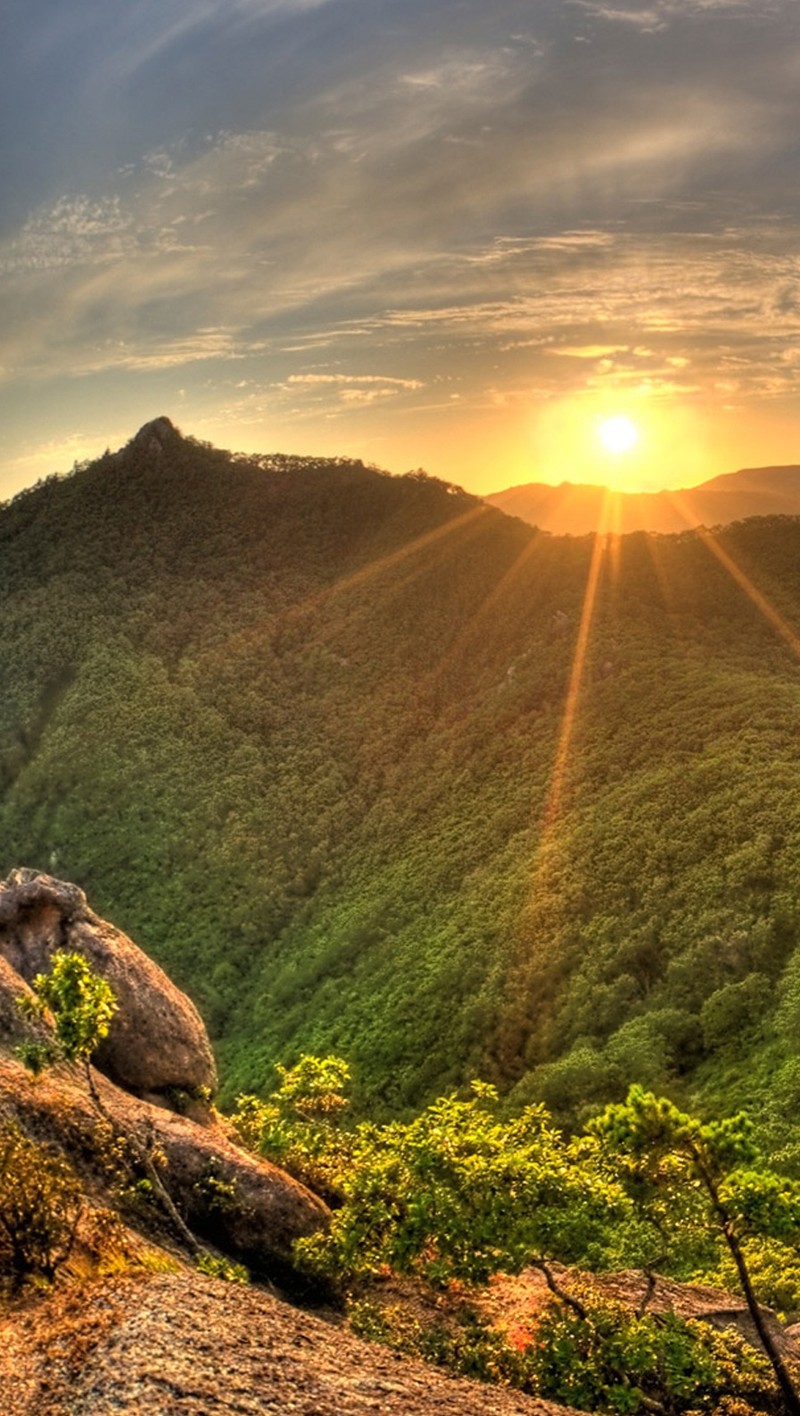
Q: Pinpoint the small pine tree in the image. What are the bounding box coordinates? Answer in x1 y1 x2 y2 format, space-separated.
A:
18 950 118 1106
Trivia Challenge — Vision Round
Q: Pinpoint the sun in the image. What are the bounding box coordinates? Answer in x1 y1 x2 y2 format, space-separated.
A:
598 415 639 455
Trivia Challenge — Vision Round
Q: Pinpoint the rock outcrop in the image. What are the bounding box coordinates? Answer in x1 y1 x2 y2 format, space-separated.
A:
0 1052 329 1283
0 871 329 1283
0 870 216 1104
127 415 182 457
0 952 37 1042
0 1271 584 1416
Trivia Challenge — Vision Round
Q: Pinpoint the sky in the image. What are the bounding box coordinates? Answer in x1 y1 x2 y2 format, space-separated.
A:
2 0 800 499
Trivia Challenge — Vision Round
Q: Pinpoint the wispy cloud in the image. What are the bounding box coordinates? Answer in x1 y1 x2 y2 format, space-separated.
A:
286 374 424 389
571 0 782 25
2 0 800 491
1 196 134 273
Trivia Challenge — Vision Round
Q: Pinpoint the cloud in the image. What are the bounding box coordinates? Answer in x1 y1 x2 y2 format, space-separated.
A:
2 0 800 492
571 0 782 24
286 374 424 388
551 345 631 358
90 328 257 373
281 372 425 410
0 196 134 273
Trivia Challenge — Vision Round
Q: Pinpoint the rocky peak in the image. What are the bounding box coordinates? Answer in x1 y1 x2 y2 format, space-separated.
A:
129 415 181 458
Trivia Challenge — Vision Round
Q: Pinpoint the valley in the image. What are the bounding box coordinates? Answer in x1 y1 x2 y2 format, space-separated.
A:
2 420 800 1140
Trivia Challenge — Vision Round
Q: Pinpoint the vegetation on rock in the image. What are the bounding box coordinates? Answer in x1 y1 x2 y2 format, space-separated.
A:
0 1123 83 1293
233 1054 800 1411
18 949 118 1103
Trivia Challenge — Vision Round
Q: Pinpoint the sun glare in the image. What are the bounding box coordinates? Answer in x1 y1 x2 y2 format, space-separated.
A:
598 416 638 455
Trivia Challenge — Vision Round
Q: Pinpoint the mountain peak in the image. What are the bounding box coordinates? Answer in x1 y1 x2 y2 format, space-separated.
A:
129 415 182 457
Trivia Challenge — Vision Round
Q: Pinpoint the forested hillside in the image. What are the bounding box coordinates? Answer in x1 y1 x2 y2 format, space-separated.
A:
3 418 800 1136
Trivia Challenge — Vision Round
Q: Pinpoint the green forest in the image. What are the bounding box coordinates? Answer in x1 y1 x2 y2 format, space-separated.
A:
3 418 800 1144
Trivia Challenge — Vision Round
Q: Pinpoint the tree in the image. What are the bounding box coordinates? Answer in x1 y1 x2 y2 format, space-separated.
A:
18 949 118 1107
17 952 201 1257
233 1053 352 1202
593 1086 800 1416
295 1080 627 1290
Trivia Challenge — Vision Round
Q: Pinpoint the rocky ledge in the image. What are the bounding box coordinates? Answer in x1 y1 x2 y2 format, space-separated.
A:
0 1271 583 1416
0 870 328 1283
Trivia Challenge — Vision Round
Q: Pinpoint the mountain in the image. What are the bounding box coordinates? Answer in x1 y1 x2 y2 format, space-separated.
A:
3 418 800 1133
485 464 800 535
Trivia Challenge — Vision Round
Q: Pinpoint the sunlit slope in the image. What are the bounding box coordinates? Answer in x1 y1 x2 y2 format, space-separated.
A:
3 422 800 1119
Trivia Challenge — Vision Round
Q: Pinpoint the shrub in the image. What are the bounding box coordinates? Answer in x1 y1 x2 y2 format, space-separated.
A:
17 950 118 1108
0 1123 83 1291
295 1082 627 1288
195 1251 249 1284
232 1054 353 1202
529 1291 778 1416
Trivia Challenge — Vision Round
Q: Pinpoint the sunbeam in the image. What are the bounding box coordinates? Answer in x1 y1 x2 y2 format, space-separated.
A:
541 514 611 830
664 490 800 659
697 528 800 660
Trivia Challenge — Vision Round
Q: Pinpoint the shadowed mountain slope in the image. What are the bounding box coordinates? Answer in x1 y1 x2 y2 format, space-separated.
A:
4 420 800 1128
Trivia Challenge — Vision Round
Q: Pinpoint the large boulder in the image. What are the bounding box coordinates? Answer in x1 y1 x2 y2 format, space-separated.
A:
0 870 216 1104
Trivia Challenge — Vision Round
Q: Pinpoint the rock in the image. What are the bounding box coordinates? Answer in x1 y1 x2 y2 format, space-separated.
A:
0 1052 329 1285
0 870 217 1104
0 1269 583 1416
0 872 330 1289
129 416 181 457
0 953 38 1043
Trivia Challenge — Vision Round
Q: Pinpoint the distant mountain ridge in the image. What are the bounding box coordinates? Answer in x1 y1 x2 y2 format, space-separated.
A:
485 464 800 535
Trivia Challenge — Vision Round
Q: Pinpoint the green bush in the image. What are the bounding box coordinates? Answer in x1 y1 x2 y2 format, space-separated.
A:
195 1251 249 1284
295 1081 627 1287
529 1292 777 1416
17 950 118 1109
232 1054 354 1202
348 1288 779 1416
